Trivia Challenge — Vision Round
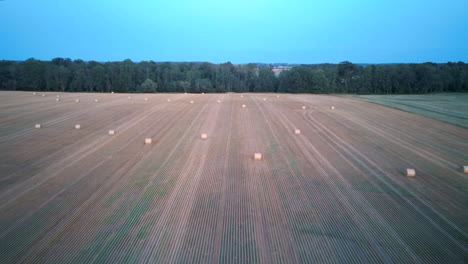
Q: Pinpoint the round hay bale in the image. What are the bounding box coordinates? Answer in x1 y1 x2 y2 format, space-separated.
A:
302 106 306 110
242 104 246 108
56 98 60 101
128 96 132 99
254 153 262 161
75 124 81 130
190 100 194 104
33 92 37 95
201 133 208 139
294 129 301 135
144 97 148 101
463 166 468 174
276 95 280 98
406 169 416 177
217 100 221 103
202 92 205 94
111 91 114 94
184 92 187 94
94 99 99 103
263 98 266 101
167 99 171 102
41 94 46 97
75 99 80 102
330 106 335 110
241 95 244 98
56 95 60 98
35 124 41 129
145 138 152 144
108 130 115 136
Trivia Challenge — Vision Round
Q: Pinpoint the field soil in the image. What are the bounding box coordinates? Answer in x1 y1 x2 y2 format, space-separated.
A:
1 91 467 263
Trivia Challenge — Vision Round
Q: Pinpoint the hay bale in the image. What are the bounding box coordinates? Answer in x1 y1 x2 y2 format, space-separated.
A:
254 153 262 160
202 92 205 94
75 124 81 130
33 92 36 95
111 91 114 94
406 169 416 177
241 95 244 98
35 124 41 129
463 166 468 174
263 98 266 101
128 96 132 99
56 95 60 98
41 94 45 97
108 130 115 136
144 97 148 101
330 106 335 110
94 99 99 103
302 106 306 110
242 104 246 108
276 95 280 98
75 99 80 102
184 92 187 94
201 133 208 139
145 138 152 144
217 100 221 103
190 100 194 104
294 129 301 135
56 98 60 101
167 99 171 102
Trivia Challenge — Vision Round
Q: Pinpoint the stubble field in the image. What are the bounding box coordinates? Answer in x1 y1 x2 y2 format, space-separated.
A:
0 91 467 263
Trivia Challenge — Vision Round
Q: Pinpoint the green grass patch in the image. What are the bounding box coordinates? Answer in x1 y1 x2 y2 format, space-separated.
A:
348 94 468 128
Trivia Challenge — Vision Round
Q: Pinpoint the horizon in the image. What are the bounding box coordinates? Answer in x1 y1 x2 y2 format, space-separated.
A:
2 59 466 65
1 0 467 63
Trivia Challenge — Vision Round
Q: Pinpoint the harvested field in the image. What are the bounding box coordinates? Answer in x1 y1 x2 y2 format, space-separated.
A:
0 91 467 263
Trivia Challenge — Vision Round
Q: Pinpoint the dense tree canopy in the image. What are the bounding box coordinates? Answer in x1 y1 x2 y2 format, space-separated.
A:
1 59 467 94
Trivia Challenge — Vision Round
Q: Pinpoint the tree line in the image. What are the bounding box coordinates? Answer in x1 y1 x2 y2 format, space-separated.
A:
0 58 467 94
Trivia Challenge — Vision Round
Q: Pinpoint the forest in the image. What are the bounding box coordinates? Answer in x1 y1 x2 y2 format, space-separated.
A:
0 59 467 94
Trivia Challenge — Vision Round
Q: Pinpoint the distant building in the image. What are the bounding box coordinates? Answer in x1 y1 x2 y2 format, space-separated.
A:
272 66 291 76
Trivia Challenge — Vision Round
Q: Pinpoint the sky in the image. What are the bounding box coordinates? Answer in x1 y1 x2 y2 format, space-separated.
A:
1 0 467 64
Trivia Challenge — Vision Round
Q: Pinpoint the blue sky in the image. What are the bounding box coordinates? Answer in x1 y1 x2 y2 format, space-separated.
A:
1 0 467 63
